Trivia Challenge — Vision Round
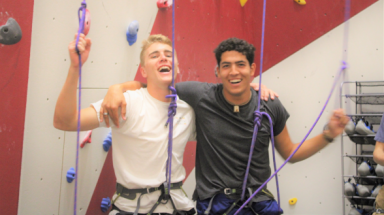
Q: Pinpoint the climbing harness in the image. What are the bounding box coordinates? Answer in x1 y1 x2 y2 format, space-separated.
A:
203 187 275 215
112 182 183 215
233 0 351 214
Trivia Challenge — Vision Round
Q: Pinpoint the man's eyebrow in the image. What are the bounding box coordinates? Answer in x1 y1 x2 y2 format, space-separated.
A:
221 60 246 65
235 60 246 64
148 50 159 56
148 50 173 56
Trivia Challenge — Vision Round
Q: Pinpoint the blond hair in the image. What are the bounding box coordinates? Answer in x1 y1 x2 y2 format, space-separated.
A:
140 34 172 66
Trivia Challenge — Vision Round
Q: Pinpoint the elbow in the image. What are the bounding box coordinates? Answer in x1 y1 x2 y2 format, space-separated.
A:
373 150 384 166
53 114 70 131
287 158 298 164
53 115 64 130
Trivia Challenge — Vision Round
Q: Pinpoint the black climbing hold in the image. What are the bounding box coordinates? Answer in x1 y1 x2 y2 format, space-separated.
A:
0 18 22 45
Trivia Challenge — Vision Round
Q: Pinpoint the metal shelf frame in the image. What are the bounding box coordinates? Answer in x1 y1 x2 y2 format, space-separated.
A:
340 80 384 215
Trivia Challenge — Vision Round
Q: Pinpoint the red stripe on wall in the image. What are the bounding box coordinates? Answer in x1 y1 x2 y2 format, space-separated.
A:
0 0 34 214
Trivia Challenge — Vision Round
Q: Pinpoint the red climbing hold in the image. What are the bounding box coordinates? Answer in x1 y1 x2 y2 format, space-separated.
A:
83 9 91 36
157 0 173 9
80 130 92 148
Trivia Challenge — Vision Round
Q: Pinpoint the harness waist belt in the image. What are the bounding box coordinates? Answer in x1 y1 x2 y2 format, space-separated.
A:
221 186 274 198
116 182 183 200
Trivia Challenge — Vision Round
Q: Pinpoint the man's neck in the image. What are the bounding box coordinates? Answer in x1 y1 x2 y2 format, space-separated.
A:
222 89 252 106
146 83 172 102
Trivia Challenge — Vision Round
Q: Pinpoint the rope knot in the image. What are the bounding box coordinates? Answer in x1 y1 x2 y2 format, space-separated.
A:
165 86 177 126
253 111 262 127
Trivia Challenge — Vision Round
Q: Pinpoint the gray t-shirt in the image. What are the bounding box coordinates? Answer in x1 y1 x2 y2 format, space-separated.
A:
375 114 384 143
176 81 290 202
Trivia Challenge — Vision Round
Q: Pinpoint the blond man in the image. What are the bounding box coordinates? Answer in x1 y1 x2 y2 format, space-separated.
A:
54 34 196 215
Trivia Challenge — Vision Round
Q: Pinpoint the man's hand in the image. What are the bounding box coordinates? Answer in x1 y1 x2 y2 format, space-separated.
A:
250 83 279 101
68 33 91 67
324 109 349 139
100 84 127 128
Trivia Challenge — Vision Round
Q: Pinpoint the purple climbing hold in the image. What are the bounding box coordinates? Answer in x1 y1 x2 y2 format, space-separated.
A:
103 132 112 152
66 167 75 183
100 197 111 212
126 20 139 46
0 18 22 45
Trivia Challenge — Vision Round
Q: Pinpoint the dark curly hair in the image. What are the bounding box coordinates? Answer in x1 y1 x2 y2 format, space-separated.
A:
214 38 256 66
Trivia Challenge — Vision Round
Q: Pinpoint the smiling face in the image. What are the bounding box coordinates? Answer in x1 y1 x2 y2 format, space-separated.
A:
217 50 255 103
140 42 179 88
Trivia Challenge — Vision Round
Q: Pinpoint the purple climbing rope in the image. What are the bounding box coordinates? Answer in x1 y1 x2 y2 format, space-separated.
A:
74 1 87 215
235 0 350 214
164 0 177 195
240 0 281 211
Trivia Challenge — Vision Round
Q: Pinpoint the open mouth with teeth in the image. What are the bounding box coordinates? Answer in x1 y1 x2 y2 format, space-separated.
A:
159 66 171 73
230 79 242 84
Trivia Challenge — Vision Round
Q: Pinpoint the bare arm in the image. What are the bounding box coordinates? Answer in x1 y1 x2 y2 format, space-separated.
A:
53 34 99 131
275 109 349 163
374 141 384 166
99 81 146 127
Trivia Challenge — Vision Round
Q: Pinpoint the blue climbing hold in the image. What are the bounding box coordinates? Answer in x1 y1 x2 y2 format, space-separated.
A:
126 20 139 46
0 18 22 45
100 197 111 212
66 167 75 183
103 132 112 152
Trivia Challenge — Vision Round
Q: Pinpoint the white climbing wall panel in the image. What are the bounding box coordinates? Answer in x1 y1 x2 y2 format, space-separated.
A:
20 0 158 214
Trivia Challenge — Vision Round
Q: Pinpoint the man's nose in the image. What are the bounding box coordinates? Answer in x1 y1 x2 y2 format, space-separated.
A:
159 53 168 62
229 65 239 75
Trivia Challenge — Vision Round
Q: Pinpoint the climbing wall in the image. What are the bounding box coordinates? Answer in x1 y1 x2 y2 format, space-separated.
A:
0 0 381 214
0 1 34 215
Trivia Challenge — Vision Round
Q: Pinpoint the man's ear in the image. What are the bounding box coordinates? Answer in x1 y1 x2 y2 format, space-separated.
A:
176 62 180 74
250 63 256 77
140 66 147 78
215 65 219 77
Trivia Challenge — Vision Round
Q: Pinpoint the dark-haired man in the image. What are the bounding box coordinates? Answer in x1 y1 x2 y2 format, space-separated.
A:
101 37 348 215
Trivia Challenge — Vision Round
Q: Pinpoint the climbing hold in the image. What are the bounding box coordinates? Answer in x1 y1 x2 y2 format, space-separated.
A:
0 18 22 45
294 0 306 5
157 0 173 9
66 167 76 183
103 132 112 152
288 197 297 205
100 197 111 212
239 0 248 7
80 130 92 148
126 20 139 46
83 9 91 36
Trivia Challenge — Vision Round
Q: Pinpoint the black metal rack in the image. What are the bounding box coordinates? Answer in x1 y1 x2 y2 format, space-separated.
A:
340 81 384 214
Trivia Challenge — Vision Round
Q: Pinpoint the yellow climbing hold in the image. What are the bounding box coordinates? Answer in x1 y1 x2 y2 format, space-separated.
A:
289 197 298 205
294 0 306 5
240 0 248 7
